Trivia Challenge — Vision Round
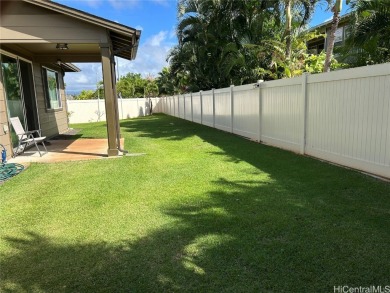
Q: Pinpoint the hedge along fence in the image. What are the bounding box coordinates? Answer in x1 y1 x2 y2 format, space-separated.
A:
161 63 390 179
67 97 163 124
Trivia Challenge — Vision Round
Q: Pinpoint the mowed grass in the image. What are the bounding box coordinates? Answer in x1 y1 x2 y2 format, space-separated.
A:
0 114 389 292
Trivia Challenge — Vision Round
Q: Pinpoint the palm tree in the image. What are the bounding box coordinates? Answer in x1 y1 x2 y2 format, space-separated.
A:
172 0 286 90
156 67 175 96
342 0 390 65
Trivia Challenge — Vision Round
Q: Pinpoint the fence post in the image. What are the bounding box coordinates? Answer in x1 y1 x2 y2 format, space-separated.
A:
183 94 186 120
258 80 264 142
212 88 215 128
300 73 308 155
119 93 124 120
200 90 203 125
230 85 234 133
191 92 194 122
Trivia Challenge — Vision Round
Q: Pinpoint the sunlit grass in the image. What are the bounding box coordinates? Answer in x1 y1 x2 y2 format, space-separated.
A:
0 114 389 292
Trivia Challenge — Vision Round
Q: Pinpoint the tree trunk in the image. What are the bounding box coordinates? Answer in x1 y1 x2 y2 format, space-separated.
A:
285 0 292 59
324 0 342 72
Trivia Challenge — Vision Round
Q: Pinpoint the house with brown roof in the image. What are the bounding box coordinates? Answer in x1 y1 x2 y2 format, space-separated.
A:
0 0 141 159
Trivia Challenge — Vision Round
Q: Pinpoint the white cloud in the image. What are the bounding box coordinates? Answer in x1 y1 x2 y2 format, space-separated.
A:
148 31 168 47
108 0 140 9
84 0 103 8
152 0 170 6
76 74 89 84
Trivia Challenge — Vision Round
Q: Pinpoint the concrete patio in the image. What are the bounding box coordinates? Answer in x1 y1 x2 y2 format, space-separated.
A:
9 138 125 164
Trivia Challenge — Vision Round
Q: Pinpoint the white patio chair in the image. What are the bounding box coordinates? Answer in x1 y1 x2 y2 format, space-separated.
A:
10 117 48 157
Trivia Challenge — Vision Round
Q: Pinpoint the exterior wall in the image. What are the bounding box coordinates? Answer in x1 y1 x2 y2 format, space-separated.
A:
33 62 69 138
307 16 351 54
0 47 69 158
161 63 390 179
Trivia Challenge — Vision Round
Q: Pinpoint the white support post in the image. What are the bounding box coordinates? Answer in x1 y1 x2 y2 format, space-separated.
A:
178 95 180 118
212 88 215 128
200 90 203 125
191 92 194 122
258 80 264 142
183 94 186 120
301 73 308 155
230 85 234 133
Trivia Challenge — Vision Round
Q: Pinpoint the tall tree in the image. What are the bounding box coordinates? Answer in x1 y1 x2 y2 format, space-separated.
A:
156 67 175 96
283 0 317 58
341 0 390 66
171 0 284 91
324 0 343 72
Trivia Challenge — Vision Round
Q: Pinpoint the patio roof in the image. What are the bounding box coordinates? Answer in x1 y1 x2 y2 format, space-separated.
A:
22 0 141 61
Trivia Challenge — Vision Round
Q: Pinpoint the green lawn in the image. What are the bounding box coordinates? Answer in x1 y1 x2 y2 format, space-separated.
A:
1 114 389 292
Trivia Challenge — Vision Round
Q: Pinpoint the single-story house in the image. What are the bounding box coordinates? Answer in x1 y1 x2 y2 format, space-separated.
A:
0 0 141 159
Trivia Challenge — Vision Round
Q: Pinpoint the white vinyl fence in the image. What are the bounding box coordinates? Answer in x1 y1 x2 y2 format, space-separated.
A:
67 97 162 124
161 63 390 179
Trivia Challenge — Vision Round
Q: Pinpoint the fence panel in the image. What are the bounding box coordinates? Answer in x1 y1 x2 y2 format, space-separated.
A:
306 64 390 177
214 87 232 132
184 94 192 121
159 63 389 178
178 94 185 119
233 84 259 141
261 78 302 153
122 98 149 119
201 90 214 127
192 92 202 123
168 96 174 116
67 97 161 123
174 95 179 118
67 99 106 123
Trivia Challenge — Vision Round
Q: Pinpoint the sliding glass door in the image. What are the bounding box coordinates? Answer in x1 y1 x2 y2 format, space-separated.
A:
19 60 39 132
1 54 25 148
1 53 39 148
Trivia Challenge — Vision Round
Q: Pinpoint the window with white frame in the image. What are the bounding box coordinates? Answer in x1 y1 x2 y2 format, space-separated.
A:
43 67 61 109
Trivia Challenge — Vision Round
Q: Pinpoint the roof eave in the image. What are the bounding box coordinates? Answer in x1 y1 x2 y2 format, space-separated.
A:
22 0 141 60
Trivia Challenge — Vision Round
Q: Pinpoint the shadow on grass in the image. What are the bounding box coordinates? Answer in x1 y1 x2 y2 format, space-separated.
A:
1 115 389 292
120 114 197 141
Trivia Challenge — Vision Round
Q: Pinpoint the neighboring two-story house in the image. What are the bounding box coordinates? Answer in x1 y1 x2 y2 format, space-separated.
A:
307 13 352 55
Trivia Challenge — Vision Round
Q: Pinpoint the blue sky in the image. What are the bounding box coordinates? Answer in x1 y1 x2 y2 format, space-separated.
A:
57 0 350 94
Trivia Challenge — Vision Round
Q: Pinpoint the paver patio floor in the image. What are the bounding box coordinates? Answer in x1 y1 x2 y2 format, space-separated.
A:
8 138 125 163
